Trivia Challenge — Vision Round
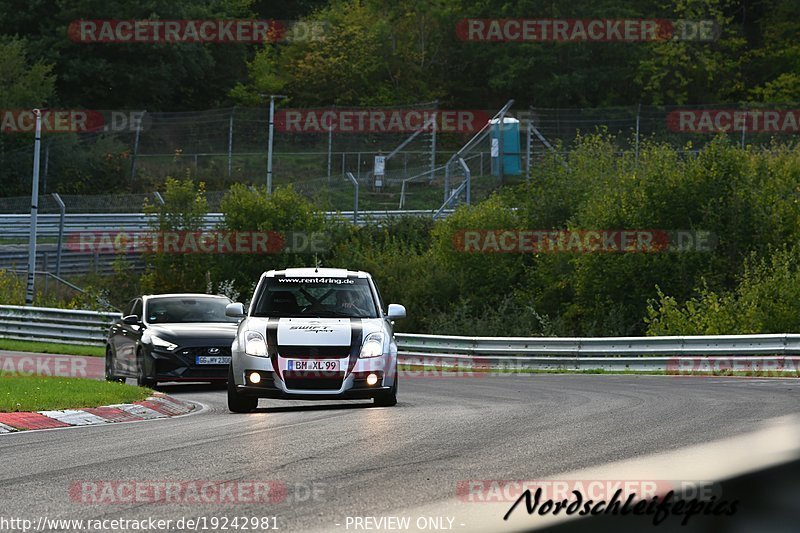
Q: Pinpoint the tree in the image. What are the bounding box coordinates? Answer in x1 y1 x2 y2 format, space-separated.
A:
0 0 255 110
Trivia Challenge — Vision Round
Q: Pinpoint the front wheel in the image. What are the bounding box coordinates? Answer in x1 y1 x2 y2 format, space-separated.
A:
136 350 157 388
227 365 258 413
373 370 398 407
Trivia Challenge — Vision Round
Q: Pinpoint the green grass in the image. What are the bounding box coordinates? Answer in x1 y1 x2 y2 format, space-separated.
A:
0 339 104 357
0 375 151 412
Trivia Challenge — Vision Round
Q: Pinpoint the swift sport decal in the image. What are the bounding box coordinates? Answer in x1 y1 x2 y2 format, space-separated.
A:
276 319 351 346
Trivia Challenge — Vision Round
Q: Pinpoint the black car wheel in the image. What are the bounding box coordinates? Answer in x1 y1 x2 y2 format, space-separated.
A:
373 368 398 407
136 350 157 388
227 365 258 413
105 346 124 383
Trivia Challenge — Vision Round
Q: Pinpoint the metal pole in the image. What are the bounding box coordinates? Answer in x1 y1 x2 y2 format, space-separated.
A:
459 157 471 205
130 111 144 180
443 162 450 203
262 94 286 194
53 193 65 277
25 109 43 305
267 97 275 194
635 103 641 167
430 111 437 181
525 108 532 180
346 172 359 225
43 140 50 193
327 106 333 183
228 107 234 178
497 110 507 185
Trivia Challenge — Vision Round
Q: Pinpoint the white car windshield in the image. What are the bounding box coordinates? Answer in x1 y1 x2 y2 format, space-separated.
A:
251 277 379 319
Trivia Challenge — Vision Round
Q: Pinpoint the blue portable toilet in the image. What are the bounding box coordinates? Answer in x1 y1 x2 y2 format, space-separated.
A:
490 117 521 176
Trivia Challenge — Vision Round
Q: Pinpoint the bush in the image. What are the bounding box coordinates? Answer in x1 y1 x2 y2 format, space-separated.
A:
139 176 210 294
646 247 800 335
214 184 330 298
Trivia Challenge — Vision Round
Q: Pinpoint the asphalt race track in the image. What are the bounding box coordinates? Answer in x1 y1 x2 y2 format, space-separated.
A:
1 374 798 532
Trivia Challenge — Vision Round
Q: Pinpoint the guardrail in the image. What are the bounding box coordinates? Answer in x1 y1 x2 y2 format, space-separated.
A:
0 305 120 345
394 333 800 372
0 249 146 276
0 209 453 239
393 332 800 356
1 306 799 373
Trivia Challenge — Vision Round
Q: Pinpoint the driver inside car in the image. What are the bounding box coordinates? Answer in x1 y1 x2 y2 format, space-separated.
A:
336 290 368 315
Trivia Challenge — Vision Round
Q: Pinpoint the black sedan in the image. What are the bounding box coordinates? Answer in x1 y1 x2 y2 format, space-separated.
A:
105 294 240 387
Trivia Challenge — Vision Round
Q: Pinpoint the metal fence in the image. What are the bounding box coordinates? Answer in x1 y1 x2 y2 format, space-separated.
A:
4 102 796 209
1 305 799 373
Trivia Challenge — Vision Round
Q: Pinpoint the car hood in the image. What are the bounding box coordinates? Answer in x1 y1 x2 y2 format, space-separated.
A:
245 317 384 347
147 322 239 346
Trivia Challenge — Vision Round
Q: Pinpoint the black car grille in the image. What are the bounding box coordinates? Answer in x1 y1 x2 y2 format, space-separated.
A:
277 346 351 358
283 371 344 390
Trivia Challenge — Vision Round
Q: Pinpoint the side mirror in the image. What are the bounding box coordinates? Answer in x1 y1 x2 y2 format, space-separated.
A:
122 314 140 326
386 304 406 320
225 302 245 318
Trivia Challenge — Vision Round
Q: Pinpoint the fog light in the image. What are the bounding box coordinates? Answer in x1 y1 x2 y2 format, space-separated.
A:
366 373 378 386
249 372 261 384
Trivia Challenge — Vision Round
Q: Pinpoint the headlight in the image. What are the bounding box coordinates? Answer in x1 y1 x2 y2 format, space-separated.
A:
244 330 268 357
150 335 178 351
359 332 384 358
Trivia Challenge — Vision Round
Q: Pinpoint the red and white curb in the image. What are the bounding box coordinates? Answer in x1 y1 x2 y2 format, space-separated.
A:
0 393 195 433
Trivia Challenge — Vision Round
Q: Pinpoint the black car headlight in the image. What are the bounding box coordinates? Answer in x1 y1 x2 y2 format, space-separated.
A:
146 333 178 352
359 332 384 358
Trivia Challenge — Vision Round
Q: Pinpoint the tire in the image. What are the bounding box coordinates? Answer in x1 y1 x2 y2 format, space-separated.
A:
227 365 258 413
105 347 124 383
373 369 398 407
136 350 157 388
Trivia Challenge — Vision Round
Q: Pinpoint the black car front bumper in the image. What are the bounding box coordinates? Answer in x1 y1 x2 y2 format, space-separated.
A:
147 346 231 382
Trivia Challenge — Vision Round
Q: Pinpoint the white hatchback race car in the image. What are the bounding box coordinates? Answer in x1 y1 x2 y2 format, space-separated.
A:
225 268 406 412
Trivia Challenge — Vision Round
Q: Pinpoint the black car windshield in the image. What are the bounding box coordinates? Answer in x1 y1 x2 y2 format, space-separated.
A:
145 296 238 324
251 277 379 319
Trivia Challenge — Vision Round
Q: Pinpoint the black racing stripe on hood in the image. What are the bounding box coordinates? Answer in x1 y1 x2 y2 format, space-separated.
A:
347 318 363 374
266 318 280 376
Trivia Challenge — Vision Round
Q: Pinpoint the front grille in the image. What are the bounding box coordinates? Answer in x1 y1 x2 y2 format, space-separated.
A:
176 346 232 358
283 371 344 390
277 346 350 358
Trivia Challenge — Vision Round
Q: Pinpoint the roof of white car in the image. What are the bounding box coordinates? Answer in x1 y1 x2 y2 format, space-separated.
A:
144 293 229 299
266 267 369 278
